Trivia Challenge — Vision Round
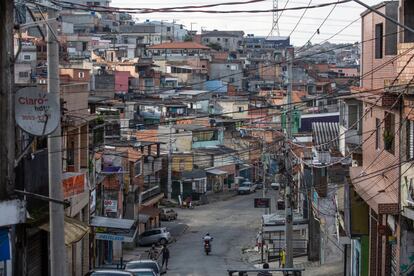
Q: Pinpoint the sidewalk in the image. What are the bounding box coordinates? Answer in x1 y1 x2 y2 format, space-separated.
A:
245 247 343 276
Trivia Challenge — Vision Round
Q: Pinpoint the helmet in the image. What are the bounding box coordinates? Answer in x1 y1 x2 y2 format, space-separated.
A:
206 233 210 236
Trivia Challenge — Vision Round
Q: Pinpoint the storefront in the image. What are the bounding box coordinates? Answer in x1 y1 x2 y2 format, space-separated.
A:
206 169 228 193
90 216 138 267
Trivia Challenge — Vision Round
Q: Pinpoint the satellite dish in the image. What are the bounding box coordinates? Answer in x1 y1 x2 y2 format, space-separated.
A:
15 87 59 136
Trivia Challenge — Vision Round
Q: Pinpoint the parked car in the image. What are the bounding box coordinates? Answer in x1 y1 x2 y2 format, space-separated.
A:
237 181 257 195
125 260 161 276
86 270 134 276
271 182 280 190
256 182 264 190
127 268 157 276
160 208 177 221
138 228 171 246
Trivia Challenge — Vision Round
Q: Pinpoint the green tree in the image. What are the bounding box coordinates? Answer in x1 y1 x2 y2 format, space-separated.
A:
183 34 193 42
207 42 222 51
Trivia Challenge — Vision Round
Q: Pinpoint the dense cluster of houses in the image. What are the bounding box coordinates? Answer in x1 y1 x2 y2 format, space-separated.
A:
3 0 388 275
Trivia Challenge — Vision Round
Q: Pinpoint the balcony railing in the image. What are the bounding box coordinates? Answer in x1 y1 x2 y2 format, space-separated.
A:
141 185 161 202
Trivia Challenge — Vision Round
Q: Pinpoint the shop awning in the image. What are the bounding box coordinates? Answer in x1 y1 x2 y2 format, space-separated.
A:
206 169 228 175
39 217 89 246
90 216 135 229
90 216 138 243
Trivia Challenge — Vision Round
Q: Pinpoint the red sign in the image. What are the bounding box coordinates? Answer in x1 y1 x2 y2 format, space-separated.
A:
63 173 85 198
254 198 270 208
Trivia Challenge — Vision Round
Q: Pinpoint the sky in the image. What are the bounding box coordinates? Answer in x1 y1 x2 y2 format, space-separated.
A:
112 0 385 46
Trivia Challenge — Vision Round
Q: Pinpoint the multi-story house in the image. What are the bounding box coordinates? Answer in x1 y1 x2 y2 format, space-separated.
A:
200 30 244 51
209 61 244 91
349 2 401 275
395 0 414 274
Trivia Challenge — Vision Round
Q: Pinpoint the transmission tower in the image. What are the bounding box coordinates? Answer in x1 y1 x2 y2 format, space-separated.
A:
271 0 280 36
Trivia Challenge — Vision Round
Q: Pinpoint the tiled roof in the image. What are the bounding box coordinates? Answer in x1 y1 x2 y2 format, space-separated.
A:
148 42 211 50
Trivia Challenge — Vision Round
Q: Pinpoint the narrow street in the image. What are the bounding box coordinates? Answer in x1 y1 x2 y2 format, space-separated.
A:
164 191 265 276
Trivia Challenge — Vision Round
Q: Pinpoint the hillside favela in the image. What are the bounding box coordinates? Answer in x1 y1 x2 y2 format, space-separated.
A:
1 0 414 275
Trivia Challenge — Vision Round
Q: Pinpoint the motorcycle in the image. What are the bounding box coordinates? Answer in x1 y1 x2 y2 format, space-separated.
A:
204 240 211 255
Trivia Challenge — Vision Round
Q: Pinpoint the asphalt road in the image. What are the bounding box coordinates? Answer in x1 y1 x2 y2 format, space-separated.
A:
164 190 269 276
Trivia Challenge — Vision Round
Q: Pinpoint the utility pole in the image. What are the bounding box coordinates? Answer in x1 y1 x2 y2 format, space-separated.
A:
47 7 67 276
167 122 173 200
284 47 294 269
190 22 197 33
160 20 165 44
172 19 180 42
0 0 15 200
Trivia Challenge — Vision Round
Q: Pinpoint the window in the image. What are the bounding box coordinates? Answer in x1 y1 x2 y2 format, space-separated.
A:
384 112 395 154
348 105 358 130
166 27 171 32
375 23 383 59
375 118 381 150
224 38 228 42
229 77 235 83
217 38 221 41
78 72 85 78
407 121 414 160
238 106 244 112
19 72 29 78
23 55 31 60
134 160 142 177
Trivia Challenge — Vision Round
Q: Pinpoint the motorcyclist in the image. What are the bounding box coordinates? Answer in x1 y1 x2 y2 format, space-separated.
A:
203 233 213 253
203 233 213 242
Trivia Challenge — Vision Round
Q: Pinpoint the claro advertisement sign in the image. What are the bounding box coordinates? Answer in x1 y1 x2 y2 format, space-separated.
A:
15 87 59 136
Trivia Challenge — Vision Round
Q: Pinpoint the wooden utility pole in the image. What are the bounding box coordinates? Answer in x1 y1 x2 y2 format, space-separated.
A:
0 0 15 200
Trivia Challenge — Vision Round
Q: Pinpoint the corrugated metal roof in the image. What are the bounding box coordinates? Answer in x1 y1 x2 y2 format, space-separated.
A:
312 122 339 151
40 217 89 245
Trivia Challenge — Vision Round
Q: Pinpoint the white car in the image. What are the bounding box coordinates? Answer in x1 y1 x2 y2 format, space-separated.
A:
127 268 157 276
125 260 161 276
238 181 257 194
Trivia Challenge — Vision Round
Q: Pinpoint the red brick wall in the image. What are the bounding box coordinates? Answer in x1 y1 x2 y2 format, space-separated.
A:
361 6 397 91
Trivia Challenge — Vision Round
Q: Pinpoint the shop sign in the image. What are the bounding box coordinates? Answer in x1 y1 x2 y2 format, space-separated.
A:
254 198 270 208
95 233 125 242
15 87 59 136
104 199 118 212
63 173 85 199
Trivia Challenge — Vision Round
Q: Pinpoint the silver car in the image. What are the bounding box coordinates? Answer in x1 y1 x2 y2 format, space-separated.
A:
127 268 156 276
138 227 171 246
125 260 160 276
87 270 134 276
